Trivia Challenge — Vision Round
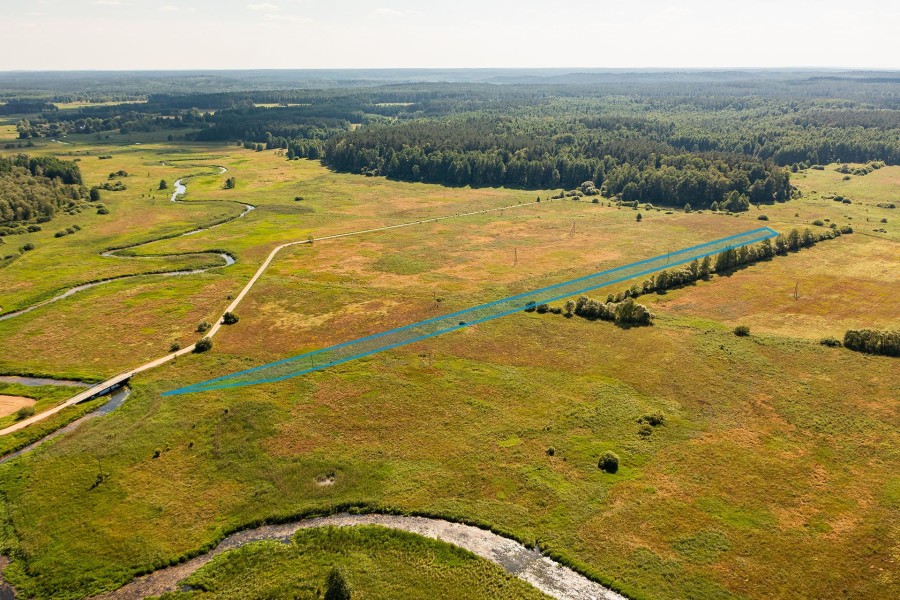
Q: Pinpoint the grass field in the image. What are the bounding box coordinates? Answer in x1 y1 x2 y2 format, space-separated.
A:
157 526 549 599
0 132 897 600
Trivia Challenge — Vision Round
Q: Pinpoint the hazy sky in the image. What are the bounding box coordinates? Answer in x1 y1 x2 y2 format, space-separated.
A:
2 0 898 71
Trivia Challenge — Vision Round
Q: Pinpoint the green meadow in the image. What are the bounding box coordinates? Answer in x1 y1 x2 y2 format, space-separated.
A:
0 129 897 599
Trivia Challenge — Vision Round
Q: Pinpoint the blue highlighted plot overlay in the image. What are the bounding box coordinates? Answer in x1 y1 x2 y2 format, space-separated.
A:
164 227 778 396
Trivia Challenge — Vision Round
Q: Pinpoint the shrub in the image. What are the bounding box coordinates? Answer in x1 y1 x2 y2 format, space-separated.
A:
325 566 352 600
193 337 213 353
820 337 842 348
14 406 35 421
733 325 750 337
638 424 653 438
21 243 34 252
535 304 549 314
170 342 181 352
294 196 304 201
222 311 239 325
197 321 211 333
97 207 109 215
812 219 824 226
89 187 101 201
638 412 666 427
598 451 620 473
757 214 769 221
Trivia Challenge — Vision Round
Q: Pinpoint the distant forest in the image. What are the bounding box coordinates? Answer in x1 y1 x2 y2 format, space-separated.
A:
5 71 900 210
0 155 85 225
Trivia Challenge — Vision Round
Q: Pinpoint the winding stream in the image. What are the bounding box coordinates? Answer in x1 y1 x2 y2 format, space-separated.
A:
0 376 89 388
0 387 130 466
0 168 248 322
0 170 615 598
91 513 626 600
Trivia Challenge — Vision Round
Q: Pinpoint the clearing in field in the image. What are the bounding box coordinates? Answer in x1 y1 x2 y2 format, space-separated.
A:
0 396 34 419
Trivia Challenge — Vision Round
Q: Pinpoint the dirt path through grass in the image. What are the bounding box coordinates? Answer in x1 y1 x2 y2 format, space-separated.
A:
0 189 537 435
93 514 626 600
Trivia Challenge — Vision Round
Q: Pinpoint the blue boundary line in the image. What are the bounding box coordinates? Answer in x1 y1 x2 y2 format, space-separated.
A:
164 227 777 395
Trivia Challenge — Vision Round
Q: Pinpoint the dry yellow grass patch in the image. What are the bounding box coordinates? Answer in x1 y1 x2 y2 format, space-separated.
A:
0 395 35 418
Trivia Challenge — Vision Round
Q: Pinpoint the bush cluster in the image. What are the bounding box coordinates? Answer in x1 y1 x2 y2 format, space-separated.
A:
835 162 884 176
843 329 900 357
573 297 653 326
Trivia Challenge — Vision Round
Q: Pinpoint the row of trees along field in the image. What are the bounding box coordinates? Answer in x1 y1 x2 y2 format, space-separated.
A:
0 155 85 224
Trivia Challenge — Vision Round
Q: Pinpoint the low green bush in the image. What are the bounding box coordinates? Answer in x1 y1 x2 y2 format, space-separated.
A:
194 337 213 353
598 451 619 473
14 406 35 421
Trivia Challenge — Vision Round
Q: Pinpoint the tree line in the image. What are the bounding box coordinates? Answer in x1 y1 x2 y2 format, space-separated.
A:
598 227 848 305
843 330 900 357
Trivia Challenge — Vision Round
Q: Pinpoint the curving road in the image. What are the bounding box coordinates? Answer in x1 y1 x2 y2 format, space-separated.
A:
92 513 626 600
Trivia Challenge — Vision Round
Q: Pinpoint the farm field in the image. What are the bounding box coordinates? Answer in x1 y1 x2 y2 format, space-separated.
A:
0 123 897 600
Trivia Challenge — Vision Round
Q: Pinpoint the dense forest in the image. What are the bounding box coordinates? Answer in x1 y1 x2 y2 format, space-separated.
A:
4 71 900 210
0 155 85 225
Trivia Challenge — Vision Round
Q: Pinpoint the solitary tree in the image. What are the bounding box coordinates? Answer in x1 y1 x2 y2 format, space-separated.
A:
159 179 168 190
325 566 352 600
89 187 101 201
636 213 642 222
564 299 575 316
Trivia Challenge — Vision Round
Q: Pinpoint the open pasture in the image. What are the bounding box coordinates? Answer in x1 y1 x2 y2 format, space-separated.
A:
0 137 896 600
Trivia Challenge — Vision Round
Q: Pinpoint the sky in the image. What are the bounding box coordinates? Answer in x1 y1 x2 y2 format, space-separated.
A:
1 0 898 71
